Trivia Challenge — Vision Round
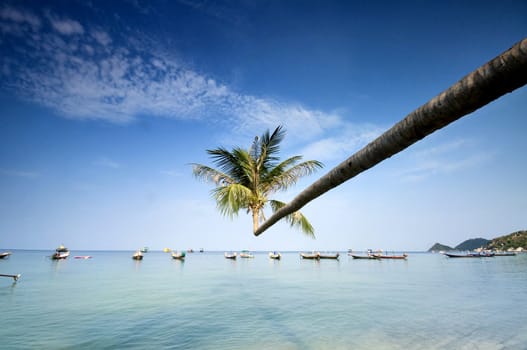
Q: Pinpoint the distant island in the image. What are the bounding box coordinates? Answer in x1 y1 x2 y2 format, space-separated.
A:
428 230 526 252
428 243 454 252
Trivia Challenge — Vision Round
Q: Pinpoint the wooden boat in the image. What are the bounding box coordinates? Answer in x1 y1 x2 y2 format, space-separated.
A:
51 245 70 260
239 250 254 258
493 252 517 256
269 251 281 260
0 273 21 281
300 252 320 260
444 252 494 258
374 253 408 260
350 254 379 260
319 252 339 259
224 252 237 259
0 252 12 259
52 251 70 259
171 251 186 260
132 251 143 260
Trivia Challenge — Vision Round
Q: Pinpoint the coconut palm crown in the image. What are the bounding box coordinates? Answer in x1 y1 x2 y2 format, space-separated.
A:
191 126 323 237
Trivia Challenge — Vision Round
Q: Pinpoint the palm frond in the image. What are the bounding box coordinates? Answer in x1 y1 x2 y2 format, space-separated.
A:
206 147 254 184
264 159 323 193
269 200 315 238
191 164 234 185
212 184 253 218
265 125 285 159
231 148 256 186
193 125 321 237
257 126 285 171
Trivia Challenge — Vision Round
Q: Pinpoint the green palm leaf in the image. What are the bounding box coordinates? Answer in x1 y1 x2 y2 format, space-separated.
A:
192 125 322 235
269 200 315 238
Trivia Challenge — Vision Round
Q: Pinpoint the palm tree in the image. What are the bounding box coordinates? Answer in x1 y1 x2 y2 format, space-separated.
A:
254 38 527 236
192 126 323 237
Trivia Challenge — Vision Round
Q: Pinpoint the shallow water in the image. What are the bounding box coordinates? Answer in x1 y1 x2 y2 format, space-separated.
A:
1 251 526 349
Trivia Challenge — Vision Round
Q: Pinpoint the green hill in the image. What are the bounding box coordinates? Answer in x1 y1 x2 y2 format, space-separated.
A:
486 230 527 251
455 238 490 251
428 243 454 252
428 230 526 252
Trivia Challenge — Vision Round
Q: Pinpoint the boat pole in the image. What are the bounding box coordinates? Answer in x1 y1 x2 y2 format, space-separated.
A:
0 273 21 282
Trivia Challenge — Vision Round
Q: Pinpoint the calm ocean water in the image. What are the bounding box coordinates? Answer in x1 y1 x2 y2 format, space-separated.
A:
1 250 526 349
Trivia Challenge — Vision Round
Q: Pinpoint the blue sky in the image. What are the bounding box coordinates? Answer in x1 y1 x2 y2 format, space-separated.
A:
0 0 526 251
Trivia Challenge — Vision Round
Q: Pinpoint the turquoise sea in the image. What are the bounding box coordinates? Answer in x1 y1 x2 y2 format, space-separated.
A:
1 250 526 349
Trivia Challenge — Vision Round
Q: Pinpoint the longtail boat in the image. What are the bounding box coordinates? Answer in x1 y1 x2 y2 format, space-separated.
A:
319 252 339 260
0 252 12 259
239 250 254 258
269 252 281 260
444 252 494 258
171 251 186 260
51 245 70 260
300 252 320 260
350 254 379 260
374 253 408 260
224 252 237 259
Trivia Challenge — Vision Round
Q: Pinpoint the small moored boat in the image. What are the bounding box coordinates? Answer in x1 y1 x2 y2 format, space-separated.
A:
0 273 20 281
300 252 320 260
493 252 517 256
374 253 408 260
0 252 12 259
140 247 149 253
269 251 281 260
240 250 254 258
171 251 186 260
132 250 143 260
350 254 379 260
319 252 339 260
224 252 237 259
51 245 70 260
443 252 494 258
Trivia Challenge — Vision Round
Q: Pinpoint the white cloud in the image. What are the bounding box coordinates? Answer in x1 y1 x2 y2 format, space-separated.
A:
0 169 40 178
397 139 494 182
412 139 468 158
299 123 384 162
0 5 41 30
47 15 84 35
160 170 183 177
0 6 381 149
93 157 121 169
91 29 111 46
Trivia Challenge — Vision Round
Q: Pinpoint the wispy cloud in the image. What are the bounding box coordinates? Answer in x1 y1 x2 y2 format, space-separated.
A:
46 13 84 35
0 168 40 178
176 0 248 26
397 139 494 182
0 5 379 151
93 157 121 169
0 5 41 30
412 139 468 158
299 123 385 162
160 169 183 177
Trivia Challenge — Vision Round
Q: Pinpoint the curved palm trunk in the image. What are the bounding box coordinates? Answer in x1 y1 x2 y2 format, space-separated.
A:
255 38 527 237
252 210 259 234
